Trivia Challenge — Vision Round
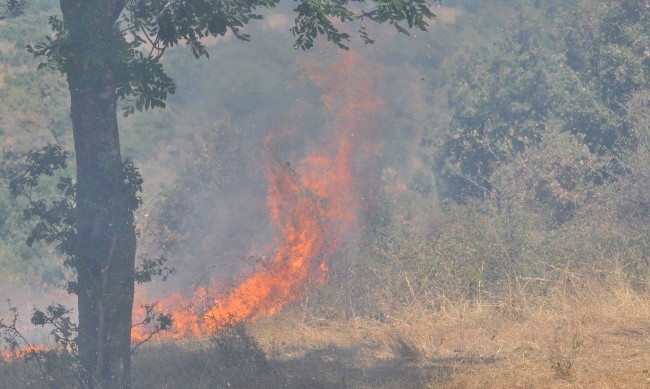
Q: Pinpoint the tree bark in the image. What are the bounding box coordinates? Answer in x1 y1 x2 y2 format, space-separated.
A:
60 1 133 387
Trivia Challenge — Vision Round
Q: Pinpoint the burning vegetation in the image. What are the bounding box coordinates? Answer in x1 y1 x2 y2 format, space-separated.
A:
4 1 650 387
133 51 383 340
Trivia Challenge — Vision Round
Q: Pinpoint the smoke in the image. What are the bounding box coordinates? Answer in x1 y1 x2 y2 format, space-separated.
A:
133 49 389 339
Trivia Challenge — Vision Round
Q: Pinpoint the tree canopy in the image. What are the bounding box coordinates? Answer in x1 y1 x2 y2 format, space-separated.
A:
0 0 24 19
8 1 439 387
27 0 435 116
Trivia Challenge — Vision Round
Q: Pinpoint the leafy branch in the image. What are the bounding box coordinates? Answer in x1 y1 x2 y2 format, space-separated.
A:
26 0 437 115
130 303 173 354
0 300 41 364
30 304 78 353
135 255 176 284
7 145 76 256
0 0 24 20
1 300 79 385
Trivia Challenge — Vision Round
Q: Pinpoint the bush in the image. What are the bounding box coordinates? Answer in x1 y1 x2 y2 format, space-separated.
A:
491 128 603 227
132 321 281 388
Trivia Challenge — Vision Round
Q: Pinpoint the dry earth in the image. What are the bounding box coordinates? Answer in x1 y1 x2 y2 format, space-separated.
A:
127 281 650 388
248 283 650 388
3 281 650 387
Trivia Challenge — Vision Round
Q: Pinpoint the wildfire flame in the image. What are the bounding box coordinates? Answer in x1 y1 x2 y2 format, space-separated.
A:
133 51 383 340
1 344 50 361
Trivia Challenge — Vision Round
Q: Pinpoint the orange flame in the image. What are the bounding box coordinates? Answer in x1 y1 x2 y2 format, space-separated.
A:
1 344 51 361
133 51 383 340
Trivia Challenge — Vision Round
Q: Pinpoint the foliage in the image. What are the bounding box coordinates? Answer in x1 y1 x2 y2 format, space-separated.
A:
324 88 650 305
435 0 650 200
565 0 650 115
9 0 439 383
134 255 175 284
131 303 173 354
31 304 78 352
0 0 24 20
7 144 176 291
8 145 75 255
291 0 434 49
210 320 269 372
130 321 300 388
608 92 650 227
2 1 650 385
0 301 79 388
24 0 437 117
491 129 604 226
4 145 173 372
0 2 75 284
334 181 650 311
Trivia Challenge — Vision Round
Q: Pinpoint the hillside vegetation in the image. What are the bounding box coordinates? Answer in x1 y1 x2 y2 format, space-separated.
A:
2 0 650 387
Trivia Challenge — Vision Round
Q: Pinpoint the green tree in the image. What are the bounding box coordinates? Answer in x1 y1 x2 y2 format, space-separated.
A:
0 0 24 19
20 0 437 387
437 2 588 199
435 0 650 200
566 0 650 115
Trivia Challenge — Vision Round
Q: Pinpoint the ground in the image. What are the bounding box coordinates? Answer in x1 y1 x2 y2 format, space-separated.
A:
125 281 650 388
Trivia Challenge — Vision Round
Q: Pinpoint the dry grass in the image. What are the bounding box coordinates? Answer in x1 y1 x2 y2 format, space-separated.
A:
245 280 650 388
5 279 650 388
432 282 650 388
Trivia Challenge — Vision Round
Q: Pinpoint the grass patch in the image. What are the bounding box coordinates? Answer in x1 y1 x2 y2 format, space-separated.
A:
3 279 650 387
127 280 650 388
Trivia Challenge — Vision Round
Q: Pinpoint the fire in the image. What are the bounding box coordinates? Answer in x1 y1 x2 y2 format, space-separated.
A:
133 51 383 340
1 344 51 361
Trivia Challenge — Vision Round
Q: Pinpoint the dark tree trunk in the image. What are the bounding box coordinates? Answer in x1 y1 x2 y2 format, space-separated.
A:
60 1 133 387
70 77 135 388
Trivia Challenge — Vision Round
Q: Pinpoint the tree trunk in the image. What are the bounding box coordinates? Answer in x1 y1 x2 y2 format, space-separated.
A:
60 1 133 387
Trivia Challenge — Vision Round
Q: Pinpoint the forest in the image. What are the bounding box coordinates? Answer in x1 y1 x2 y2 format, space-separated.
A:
1 0 650 387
